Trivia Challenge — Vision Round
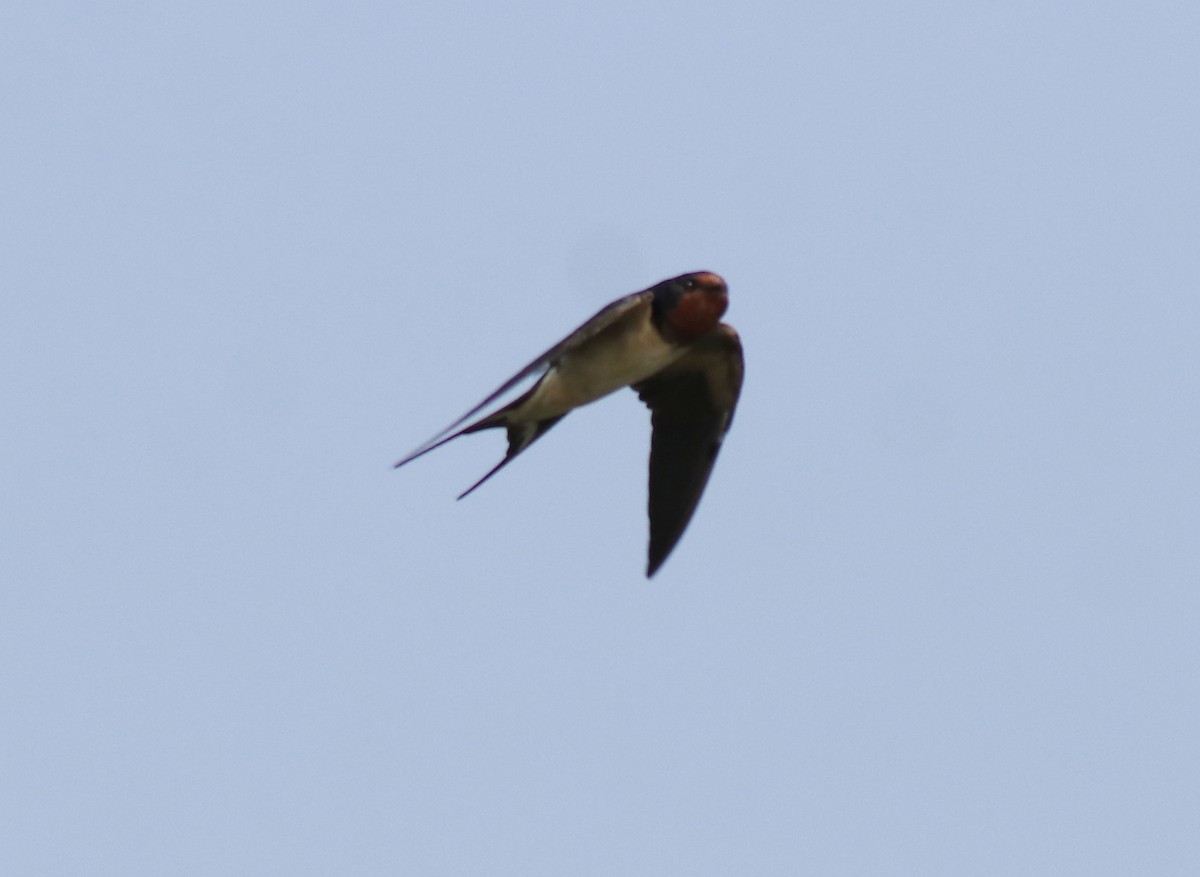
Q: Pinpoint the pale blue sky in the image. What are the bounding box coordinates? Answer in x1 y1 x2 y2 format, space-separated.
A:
4 2 1199 874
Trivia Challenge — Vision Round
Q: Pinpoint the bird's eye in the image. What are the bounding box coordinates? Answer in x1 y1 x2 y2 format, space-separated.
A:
682 278 698 290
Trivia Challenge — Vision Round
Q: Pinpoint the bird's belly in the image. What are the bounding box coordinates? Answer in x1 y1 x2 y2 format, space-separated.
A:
518 326 682 420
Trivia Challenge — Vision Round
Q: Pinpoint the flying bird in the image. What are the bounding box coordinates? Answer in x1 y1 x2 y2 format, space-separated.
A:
394 271 744 577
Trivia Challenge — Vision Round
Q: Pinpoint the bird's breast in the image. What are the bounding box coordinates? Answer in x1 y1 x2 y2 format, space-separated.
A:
517 313 684 420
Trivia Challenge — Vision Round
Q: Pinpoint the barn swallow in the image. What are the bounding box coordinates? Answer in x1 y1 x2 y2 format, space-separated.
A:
393 271 744 577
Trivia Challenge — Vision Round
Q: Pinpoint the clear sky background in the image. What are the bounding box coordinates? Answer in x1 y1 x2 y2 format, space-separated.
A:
4 2 1199 874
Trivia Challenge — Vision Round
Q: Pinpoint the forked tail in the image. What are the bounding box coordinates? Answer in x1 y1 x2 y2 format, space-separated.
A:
455 416 564 499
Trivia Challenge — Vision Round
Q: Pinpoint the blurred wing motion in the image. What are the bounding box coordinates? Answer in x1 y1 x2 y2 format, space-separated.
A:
633 324 744 576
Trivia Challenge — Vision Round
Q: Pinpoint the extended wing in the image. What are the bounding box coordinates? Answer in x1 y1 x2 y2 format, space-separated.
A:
632 324 743 577
394 290 653 469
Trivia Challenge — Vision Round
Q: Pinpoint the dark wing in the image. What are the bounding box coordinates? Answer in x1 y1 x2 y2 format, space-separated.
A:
394 290 653 468
632 324 743 577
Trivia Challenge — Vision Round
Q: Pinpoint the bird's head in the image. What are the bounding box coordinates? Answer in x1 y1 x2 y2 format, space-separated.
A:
651 271 729 341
